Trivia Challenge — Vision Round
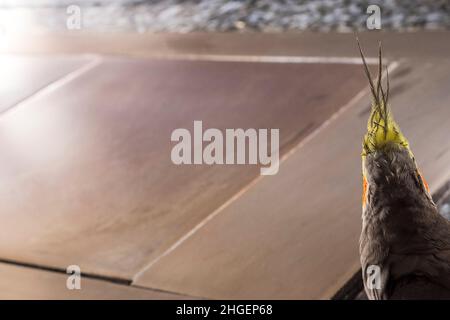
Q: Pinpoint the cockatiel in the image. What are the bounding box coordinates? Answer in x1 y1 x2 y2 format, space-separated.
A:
358 40 450 300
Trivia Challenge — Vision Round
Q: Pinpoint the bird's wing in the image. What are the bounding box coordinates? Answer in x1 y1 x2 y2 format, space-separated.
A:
390 275 450 299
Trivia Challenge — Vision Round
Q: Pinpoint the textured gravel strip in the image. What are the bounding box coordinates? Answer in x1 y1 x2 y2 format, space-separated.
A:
0 0 449 34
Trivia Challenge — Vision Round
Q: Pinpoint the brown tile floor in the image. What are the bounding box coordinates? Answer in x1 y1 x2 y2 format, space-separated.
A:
0 32 449 299
0 263 193 300
0 56 370 281
0 55 93 114
134 60 450 299
4 32 450 60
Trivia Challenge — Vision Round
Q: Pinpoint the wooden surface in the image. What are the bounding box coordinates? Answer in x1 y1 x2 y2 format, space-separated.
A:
0 32 448 299
0 57 369 281
0 263 192 300
134 61 450 299
3 32 450 60
0 55 91 114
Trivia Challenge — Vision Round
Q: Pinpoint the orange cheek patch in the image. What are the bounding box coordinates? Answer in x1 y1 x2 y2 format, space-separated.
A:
362 176 368 207
418 171 430 193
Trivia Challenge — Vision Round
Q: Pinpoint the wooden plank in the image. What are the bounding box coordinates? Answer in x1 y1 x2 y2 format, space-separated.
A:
0 58 369 279
134 61 450 299
0 55 93 113
0 263 192 300
3 32 450 60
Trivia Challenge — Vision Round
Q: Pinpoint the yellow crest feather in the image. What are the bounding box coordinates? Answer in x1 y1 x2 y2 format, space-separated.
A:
357 39 409 157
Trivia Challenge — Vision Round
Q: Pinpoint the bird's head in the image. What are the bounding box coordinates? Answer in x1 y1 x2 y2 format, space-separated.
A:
358 40 432 210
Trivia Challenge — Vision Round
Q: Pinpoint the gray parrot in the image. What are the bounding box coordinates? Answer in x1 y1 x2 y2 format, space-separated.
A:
358 40 450 300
